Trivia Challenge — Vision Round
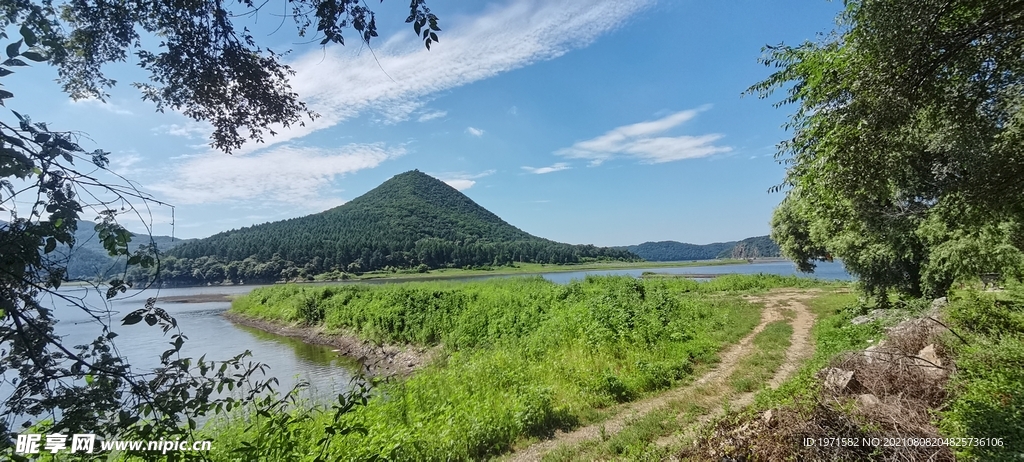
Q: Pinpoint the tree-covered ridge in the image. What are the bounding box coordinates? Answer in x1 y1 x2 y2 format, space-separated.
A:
57 222 191 280
620 235 781 261
147 170 638 284
719 236 781 259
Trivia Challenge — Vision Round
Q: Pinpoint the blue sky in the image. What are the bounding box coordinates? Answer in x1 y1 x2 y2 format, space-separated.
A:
10 0 844 246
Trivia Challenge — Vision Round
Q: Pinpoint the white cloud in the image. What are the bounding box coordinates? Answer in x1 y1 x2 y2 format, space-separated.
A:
151 144 405 206
228 0 653 154
465 127 485 137
153 121 212 140
110 152 143 175
555 107 731 165
508 106 519 115
70 97 133 115
435 169 496 191
443 179 477 191
522 162 571 174
418 110 447 122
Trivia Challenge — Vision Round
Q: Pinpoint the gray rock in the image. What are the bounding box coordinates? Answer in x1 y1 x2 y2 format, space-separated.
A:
915 344 945 378
821 368 861 394
863 345 892 364
856 393 881 407
851 309 887 325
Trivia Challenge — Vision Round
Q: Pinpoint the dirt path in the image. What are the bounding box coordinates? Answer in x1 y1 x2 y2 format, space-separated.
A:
507 290 819 462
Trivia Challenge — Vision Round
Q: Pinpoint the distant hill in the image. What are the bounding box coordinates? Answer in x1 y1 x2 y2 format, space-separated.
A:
148 170 638 284
621 235 781 261
61 221 191 280
717 235 781 259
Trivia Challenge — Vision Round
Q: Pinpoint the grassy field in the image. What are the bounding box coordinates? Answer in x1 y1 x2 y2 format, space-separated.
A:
208 274 827 461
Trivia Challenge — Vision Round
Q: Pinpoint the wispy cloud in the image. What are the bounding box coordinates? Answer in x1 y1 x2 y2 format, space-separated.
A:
465 127 485 137
522 162 571 174
228 0 653 154
153 121 212 140
418 110 447 122
434 169 496 191
110 151 143 175
70 97 133 115
151 144 405 206
555 106 732 165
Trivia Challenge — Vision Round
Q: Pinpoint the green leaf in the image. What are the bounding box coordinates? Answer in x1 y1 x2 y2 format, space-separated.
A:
6 39 21 59
19 25 37 47
0 68 13 77
122 312 144 325
1 58 27 67
20 51 46 62
44 237 56 254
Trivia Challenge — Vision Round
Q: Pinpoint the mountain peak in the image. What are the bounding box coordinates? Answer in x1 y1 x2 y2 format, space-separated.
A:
162 170 637 283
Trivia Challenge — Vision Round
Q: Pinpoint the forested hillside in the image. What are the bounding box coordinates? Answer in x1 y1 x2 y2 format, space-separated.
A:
622 235 781 261
46 221 189 281
136 170 638 285
717 236 781 259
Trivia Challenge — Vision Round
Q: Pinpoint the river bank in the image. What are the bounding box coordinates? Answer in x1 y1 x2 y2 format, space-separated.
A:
222 312 438 378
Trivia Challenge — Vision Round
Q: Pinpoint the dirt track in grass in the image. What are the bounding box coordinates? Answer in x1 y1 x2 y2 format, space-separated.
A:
506 289 821 461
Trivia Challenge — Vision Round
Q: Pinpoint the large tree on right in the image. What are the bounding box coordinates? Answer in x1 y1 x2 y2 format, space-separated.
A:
754 0 1024 299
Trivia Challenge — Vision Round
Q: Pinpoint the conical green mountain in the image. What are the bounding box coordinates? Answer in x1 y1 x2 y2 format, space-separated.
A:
161 170 637 284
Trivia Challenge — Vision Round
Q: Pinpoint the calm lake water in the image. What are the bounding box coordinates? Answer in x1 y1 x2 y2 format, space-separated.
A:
31 260 851 402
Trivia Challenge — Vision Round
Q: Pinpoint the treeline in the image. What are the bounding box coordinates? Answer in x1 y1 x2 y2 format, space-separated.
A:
621 235 781 261
127 240 638 285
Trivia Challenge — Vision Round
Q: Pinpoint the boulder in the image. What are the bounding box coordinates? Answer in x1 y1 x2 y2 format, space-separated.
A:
821 368 862 394
856 393 881 407
851 309 887 325
914 344 945 378
863 344 891 364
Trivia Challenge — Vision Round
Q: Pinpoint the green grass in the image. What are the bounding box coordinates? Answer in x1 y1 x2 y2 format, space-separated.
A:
938 286 1024 461
728 320 793 393
543 409 677 462
212 274 833 461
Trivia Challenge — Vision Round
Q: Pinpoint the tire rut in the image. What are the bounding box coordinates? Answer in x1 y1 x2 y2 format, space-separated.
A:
506 289 819 462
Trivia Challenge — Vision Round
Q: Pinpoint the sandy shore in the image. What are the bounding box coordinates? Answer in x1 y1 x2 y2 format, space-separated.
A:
222 312 438 378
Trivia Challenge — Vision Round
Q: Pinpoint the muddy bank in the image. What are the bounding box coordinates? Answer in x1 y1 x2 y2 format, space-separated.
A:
222 312 438 378
158 294 237 303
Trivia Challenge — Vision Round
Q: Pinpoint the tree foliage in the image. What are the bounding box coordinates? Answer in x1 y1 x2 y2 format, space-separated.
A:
756 0 1024 298
1 0 439 458
2 0 440 152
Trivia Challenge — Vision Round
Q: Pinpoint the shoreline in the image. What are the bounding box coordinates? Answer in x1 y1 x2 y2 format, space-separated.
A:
222 312 438 378
148 259 783 290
